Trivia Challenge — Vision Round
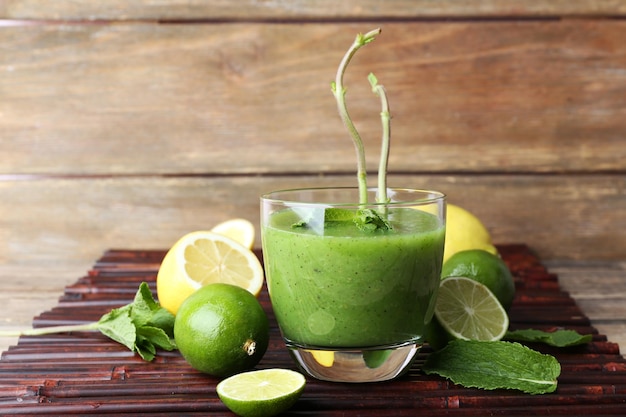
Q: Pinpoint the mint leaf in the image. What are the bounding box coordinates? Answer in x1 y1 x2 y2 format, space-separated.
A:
505 329 592 347
97 305 137 351
0 282 176 362
131 281 160 324
129 282 175 338
139 326 177 351
291 219 308 228
96 282 175 360
354 208 391 232
291 208 392 233
136 326 177 361
422 340 560 394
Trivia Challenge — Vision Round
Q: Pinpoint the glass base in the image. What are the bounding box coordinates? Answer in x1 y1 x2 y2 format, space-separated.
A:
286 341 421 383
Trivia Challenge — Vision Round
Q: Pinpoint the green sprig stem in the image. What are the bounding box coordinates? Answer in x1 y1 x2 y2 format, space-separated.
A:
332 28 390 206
0 322 100 337
0 282 176 361
368 73 391 206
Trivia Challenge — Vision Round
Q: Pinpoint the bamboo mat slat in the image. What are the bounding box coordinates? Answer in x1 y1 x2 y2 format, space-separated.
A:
0 244 624 416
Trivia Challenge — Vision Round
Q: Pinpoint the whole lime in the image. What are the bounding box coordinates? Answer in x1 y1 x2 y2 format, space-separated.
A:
174 283 269 377
441 249 515 310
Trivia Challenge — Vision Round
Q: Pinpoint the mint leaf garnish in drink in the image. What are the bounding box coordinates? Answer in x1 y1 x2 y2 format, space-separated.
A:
505 328 592 347
0 282 176 361
291 208 391 233
422 340 561 394
354 208 391 232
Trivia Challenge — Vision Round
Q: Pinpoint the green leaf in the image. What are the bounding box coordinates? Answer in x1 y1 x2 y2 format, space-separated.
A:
128 282 175 337
97 306 136 352
135 326 177 361
505 329 592 347
135 333 157 361
291 219 308 228
353 208 391 232
138 326 177 351
95 282 176 361
291 207 392 233
129 284 154 326
422 340 561 394
147 308 175 338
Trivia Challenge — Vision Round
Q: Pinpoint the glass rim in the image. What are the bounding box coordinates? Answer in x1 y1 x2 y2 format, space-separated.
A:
260 186 446 207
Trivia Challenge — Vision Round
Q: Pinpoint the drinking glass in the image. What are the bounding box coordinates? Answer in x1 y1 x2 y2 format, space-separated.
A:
261 187 446 382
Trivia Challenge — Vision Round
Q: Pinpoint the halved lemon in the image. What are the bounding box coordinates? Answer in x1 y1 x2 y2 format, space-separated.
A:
157 231 264 314
211 218 256 250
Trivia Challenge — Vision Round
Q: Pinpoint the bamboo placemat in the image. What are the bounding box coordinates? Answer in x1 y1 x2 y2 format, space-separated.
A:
0 244 625 415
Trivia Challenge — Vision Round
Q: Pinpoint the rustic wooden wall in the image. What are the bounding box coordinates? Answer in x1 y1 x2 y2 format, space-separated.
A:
1 1 625 295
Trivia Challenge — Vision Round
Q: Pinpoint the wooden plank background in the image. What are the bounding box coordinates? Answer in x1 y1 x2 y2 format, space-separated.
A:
2 0 626 20
0 2 625 352
2 21 626 176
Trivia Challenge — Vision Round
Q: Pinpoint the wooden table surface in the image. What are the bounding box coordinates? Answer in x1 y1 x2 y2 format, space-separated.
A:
1 249 625 358
0 245 625 415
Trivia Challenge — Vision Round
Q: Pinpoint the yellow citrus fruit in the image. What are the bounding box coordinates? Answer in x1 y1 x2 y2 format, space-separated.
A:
156 231 264 314
211 218 256 250
307 350 335 367
443 204 498 263
217 368 306 417
174 283 269 377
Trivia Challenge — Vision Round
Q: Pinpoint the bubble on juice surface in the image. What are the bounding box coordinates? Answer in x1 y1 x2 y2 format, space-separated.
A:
307 310 336 335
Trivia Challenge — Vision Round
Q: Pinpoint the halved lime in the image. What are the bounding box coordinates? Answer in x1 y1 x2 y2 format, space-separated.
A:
442 249 515 311
217 368 306 417
434 276 509 341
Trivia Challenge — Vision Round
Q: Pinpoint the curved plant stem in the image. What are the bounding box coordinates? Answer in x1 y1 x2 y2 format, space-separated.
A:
332 28 381 206
0 322 100 337
368 73 391 206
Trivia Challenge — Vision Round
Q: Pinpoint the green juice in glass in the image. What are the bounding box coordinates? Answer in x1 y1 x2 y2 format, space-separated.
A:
263 207 445 349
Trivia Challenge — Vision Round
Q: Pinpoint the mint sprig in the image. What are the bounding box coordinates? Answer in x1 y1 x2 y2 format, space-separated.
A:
290 207 391 232
423 340 561 394
354 209 391 232
0 282 176 361
505 328 592 347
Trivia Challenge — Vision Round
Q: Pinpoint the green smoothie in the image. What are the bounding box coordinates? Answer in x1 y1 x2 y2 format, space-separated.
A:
262 207 445 348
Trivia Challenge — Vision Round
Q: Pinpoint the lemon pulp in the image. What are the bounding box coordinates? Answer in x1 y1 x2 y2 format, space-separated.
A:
157 230 264 315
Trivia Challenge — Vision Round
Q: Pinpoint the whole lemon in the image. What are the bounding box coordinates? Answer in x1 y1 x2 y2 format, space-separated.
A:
443 204 497 263
174 283 269 377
